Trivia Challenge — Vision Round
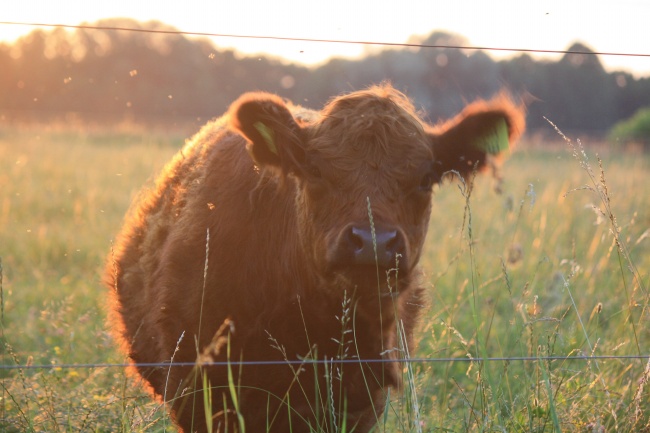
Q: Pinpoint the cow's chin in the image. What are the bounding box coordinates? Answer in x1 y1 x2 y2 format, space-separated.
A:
327 264 406 298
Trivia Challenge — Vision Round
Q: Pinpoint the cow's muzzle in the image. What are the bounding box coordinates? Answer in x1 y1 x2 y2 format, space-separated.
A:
331 224 407 271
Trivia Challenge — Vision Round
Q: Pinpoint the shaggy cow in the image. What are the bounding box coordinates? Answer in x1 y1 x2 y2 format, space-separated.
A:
106 84 524 433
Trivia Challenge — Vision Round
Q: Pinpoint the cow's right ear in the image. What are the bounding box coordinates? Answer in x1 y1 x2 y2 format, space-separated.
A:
228 92 305 173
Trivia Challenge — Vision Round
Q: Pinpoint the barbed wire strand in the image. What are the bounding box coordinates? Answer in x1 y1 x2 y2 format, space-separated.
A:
2 355 650 371
1 21 650 59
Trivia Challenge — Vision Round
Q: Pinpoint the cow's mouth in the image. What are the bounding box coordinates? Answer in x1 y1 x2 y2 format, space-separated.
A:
329 263 406 296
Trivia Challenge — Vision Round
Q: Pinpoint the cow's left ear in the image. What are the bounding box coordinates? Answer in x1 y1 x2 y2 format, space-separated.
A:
229 92 305 174
428 93 525 181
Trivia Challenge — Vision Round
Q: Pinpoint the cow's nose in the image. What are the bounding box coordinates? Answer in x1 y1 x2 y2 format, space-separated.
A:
342 226 404 268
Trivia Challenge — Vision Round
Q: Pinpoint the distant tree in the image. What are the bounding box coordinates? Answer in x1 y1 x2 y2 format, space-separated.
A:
0 44 15 103
608 107 650 150
550 42 615 132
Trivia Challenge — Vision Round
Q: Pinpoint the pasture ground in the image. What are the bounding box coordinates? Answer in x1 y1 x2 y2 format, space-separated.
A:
0 125 648 432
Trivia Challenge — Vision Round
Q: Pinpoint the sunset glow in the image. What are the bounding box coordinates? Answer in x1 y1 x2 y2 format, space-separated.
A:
1 0 649 76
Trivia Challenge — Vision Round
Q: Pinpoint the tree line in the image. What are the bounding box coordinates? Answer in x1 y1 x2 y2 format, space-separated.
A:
1 18 649 135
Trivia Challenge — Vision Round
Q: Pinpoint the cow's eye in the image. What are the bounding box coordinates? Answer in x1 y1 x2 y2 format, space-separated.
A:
304 159 322 179
419 171 437 192
308 163 321 178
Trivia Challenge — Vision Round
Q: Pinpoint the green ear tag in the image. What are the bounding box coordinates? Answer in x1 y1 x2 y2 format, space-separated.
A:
253 121 278 155
473 118 509 155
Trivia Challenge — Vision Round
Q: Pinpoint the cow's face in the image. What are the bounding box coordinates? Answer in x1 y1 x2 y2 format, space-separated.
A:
230 85 524 291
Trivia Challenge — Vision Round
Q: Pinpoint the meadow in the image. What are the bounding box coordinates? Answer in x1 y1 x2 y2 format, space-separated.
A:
0 125 648 432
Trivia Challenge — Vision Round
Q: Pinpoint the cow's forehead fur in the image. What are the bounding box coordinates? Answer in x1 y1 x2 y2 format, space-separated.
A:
300 85 432 181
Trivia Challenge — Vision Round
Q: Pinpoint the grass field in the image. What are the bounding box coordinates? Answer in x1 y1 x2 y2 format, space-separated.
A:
0 125 648 432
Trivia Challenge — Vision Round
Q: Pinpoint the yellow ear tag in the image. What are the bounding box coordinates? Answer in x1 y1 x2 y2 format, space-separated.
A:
474 118 509 155
253 121 278 155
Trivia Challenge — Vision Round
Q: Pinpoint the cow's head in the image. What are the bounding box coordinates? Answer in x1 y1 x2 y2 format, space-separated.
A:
229 85 524 292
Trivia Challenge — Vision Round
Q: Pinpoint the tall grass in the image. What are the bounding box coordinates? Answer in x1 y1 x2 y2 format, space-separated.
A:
415 137 649 431
0 125 648 432
1 127 178 431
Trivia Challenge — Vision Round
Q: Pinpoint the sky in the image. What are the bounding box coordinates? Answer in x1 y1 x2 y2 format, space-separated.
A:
1 0 649 77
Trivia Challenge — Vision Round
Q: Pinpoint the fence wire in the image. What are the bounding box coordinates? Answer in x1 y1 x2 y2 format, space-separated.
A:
2 355 650 372
1 20 650 59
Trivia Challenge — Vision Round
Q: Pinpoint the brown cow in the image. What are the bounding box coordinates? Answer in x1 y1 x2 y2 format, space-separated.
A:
106 84 524 433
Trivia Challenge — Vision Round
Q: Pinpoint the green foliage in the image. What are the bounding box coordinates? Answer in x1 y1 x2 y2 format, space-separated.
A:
1 126 649 432
609 107 650 149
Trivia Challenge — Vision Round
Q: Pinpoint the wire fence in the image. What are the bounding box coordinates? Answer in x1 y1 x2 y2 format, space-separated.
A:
2 355 650 372
1 20 650 59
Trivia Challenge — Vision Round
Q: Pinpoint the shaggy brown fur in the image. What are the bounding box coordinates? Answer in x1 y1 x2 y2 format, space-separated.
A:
106 83 525 433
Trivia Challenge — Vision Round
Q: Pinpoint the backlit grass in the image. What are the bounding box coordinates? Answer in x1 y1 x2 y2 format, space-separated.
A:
0 125 648 432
